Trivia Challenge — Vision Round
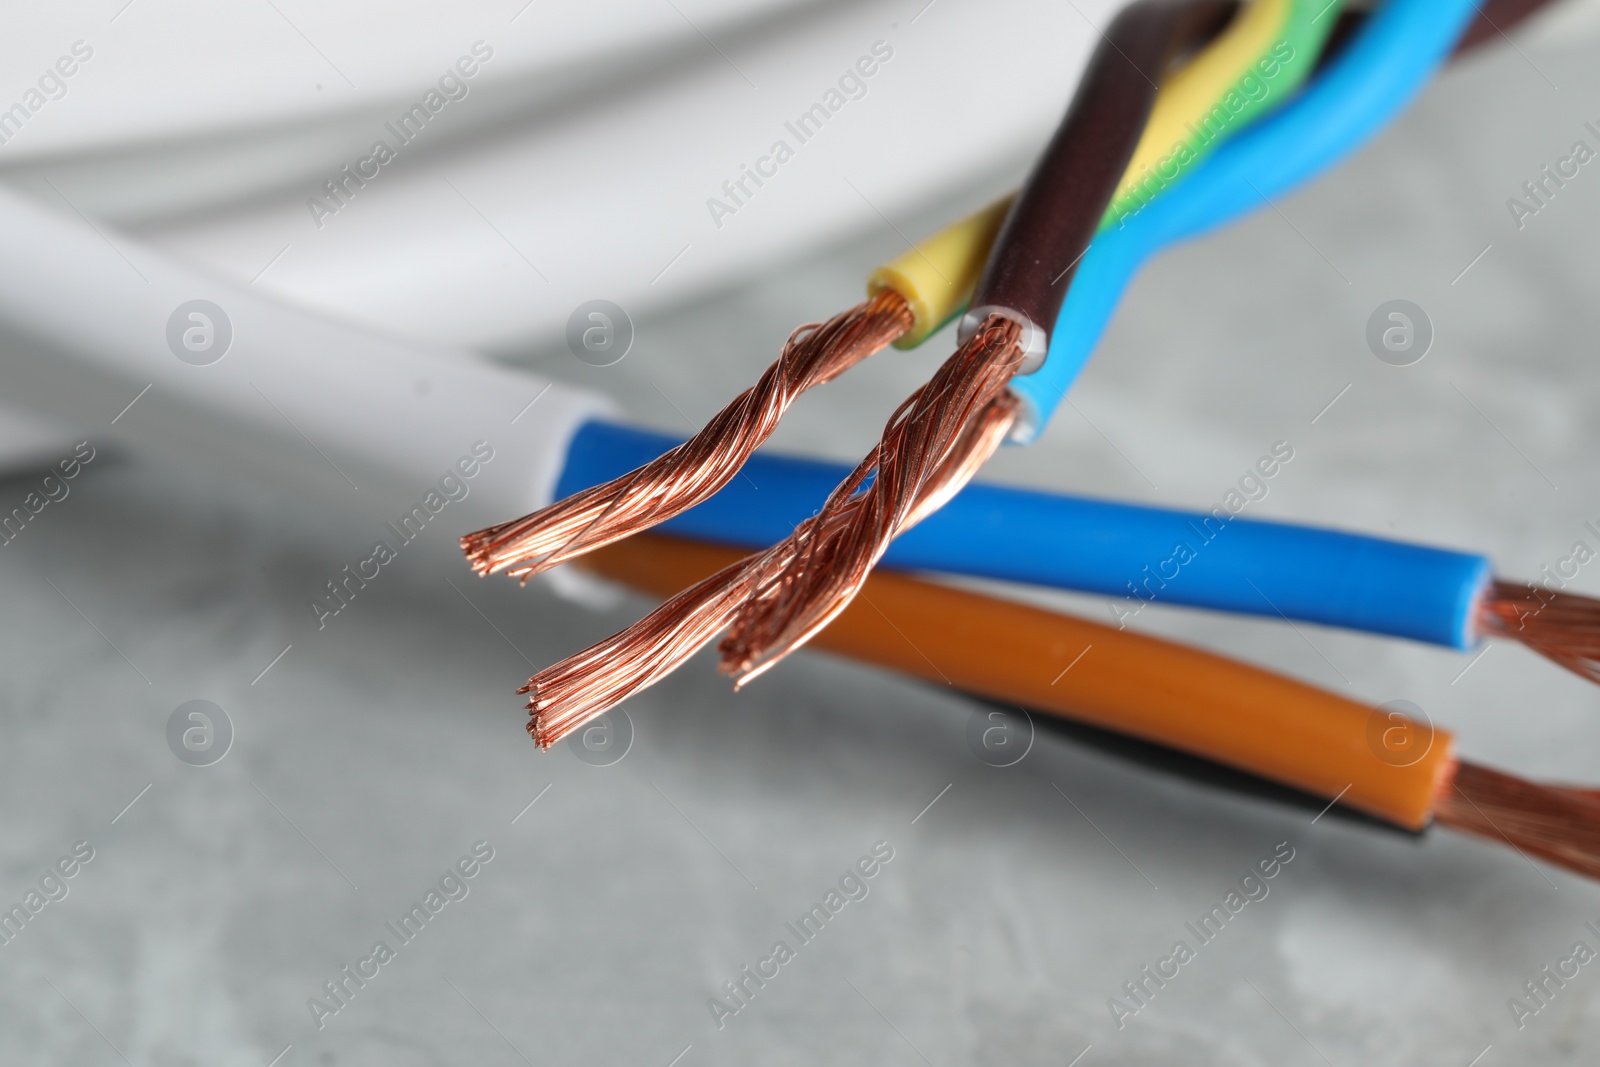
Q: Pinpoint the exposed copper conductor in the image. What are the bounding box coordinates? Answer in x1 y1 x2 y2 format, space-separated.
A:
1435 760 1600 882
460 290 913 581
1479 580 1600 685
522 388 1020 749
718 314 1025 685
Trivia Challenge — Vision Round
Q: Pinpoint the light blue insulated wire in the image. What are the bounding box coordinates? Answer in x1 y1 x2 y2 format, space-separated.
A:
556 422 1492 651
1008 0 1485 440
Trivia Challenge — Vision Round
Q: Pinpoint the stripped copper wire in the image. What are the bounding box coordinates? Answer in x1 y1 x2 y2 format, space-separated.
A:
460 290 913 581
1478 579 1600 685
523 392 1018 748
1435 760 1600 883
525 445 883 747
718 316 1026 685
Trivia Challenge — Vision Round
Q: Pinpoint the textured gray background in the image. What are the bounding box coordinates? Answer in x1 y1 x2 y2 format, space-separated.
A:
3 28 1600 1067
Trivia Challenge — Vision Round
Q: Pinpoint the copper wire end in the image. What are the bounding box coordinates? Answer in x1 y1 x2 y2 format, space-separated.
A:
1478 579 1600 685
460 290 913 581
519 385 1021 746
1435 760 1600 882
717 314 1025 685
521 554 764 748
520 315 1020 745
522 451 887 747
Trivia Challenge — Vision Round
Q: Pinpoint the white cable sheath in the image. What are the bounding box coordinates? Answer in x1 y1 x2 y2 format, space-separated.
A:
19 0 1119 354
0 186 612 521
0 0 811 159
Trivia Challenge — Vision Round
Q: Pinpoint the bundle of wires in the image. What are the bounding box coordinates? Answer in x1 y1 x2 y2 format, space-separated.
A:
586 532 1600 884
462 0 1313 581
463 0 1573 747
468 0 1343 741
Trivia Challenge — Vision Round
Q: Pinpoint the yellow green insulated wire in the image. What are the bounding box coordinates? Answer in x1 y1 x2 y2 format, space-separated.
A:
866 0 1343 350
1105 0 1343 227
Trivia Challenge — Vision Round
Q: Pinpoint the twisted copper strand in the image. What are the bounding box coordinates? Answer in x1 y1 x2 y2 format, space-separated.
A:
718 315 1025 684
460 290 912 581
1478 579 1600 686
522 397 1018 748
1435 760 1600 883
524 445 884 747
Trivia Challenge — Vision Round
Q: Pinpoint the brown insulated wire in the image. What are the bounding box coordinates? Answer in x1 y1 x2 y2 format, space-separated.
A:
970 0 1235 337
716 0 1233 686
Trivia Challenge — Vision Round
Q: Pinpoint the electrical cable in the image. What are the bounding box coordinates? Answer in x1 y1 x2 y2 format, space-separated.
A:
972 1 1247 364
714 0 1245 689
488 0 1545 571
582 533 1600 883
0 0 1542 709
556 420 1600 684
1012 0 1561 441
68 0 1131 355
461 0 1297 585
0 0 1557 709
504 0 1355 739
1008 0 1482 440
0 186 613 524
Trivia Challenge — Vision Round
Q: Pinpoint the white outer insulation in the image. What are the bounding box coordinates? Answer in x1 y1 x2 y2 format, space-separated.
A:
0 186 612 521
0 0 815 160
101 0 1121 353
